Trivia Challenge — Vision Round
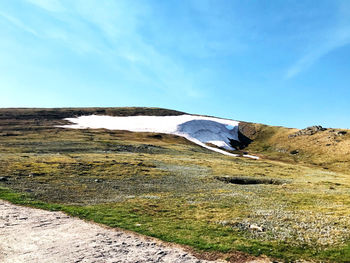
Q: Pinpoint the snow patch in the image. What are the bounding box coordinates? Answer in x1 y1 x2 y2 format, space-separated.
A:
60 114 259 159
242 154 260 160
225 124 235 130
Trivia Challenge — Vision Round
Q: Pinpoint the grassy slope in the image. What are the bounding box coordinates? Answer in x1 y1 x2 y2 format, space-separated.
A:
0 108 349 262
239 122 350 174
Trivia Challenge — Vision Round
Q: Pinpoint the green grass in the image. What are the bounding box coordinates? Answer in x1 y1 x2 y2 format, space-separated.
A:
0 107 350 262
1 187 349 262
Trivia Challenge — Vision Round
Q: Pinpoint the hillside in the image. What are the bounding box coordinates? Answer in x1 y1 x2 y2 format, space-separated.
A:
0 107 349 262
238 122 350 173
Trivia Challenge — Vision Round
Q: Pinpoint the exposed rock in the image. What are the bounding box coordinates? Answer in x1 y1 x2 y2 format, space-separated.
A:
290 150 299 155
275 148 288 153
227 124 254 150
249 224 264 232
289 125 327 138
0 176 8 182
28 172 45 177
336 131 347 136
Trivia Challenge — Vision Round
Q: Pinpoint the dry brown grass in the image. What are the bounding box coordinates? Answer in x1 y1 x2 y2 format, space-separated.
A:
240 122 350 173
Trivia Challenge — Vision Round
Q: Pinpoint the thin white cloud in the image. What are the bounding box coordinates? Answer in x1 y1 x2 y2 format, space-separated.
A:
286 30 350 79
65 0 205 98
0 11 40 37
25 0 64 12
0 0 211 98
286 1 350 79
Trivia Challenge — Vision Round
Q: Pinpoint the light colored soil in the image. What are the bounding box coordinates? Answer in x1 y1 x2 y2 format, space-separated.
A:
0 200 270 263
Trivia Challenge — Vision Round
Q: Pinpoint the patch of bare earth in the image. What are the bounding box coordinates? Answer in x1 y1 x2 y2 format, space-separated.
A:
0 201 270 263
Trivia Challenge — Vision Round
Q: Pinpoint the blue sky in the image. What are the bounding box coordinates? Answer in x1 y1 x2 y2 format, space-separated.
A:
1 0 350 128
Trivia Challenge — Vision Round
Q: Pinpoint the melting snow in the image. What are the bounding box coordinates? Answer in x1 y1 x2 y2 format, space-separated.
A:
60 114 259 159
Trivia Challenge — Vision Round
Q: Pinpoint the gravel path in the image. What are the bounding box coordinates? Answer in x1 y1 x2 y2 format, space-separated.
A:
0 200 227 263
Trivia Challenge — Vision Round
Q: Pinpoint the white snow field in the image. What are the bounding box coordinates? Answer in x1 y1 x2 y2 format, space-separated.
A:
61 114 259 159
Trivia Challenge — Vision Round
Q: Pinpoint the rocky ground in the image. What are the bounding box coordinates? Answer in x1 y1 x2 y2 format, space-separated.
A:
0 200 269 263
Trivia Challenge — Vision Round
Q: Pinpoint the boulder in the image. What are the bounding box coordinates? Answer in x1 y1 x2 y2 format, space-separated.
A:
336 131 347 136
290 150 299 155
289 125 327 138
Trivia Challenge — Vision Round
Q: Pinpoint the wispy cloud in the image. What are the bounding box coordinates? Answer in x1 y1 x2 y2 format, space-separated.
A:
5 0 206 98
286 29 350 79
25 0 64 12
66 0 209 98
0 11 40 37
286 32 350 78
286 2 350 79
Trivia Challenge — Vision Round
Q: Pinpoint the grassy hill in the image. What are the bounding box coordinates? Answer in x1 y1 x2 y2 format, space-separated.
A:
0 107 349 262
238 121 350 174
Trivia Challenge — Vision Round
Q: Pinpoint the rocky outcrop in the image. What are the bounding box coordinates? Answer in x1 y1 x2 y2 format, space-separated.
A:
289 126 327 138
228 122 255 150
336 130 347 136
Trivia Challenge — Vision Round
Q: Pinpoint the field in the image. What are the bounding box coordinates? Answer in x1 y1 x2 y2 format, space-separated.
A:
0 108 349 262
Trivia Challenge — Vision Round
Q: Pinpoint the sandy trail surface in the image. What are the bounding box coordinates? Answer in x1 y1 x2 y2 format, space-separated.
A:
0 200 228 263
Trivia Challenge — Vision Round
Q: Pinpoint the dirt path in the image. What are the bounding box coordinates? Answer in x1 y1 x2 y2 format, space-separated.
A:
0 200 223 263
0 200 270 263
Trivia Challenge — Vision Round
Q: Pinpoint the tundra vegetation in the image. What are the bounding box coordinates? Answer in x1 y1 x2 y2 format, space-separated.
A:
0 108 349 262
